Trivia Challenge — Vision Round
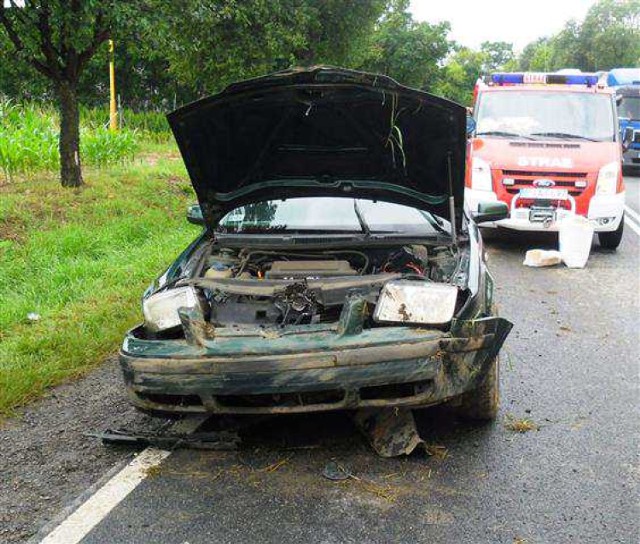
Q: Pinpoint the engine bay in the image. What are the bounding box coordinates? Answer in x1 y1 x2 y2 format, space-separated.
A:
182 244 462 329
203 245 457 281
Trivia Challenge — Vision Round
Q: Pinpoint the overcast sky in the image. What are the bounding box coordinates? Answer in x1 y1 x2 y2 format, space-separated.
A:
409 0 596 51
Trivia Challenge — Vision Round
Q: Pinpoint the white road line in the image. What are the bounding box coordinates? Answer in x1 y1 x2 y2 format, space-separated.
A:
39 415 208 544
39 448 170 544
624 205 640 225
624 214 640 237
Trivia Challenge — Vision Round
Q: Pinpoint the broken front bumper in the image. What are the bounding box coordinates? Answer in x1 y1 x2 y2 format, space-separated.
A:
120 317 512 415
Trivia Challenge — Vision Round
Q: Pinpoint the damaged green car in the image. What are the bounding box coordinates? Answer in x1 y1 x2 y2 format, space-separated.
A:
120 67 512 421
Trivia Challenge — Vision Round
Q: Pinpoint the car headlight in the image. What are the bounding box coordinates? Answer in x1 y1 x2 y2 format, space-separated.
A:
596 161 620 195
471 157 493 191
373 281 459 325
142 286 202 332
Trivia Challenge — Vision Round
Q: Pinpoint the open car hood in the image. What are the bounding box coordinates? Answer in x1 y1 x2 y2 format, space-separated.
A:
168 67 467 230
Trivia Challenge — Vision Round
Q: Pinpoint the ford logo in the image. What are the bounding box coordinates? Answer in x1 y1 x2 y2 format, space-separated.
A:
533 179 556 188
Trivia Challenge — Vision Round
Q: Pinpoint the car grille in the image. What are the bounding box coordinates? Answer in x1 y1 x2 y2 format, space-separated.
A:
499 169 589 197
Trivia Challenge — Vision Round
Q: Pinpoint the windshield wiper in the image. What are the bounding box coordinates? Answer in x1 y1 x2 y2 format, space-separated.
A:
530 132 599 142
476 130 534 140
418 210 450 236
353 199 371 237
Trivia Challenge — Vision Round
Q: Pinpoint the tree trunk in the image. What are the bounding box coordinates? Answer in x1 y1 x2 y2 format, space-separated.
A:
56 82 84 188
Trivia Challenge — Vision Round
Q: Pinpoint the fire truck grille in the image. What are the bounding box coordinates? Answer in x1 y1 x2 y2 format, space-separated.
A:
500 170 589 197
501 170 587 197
501 170 588 178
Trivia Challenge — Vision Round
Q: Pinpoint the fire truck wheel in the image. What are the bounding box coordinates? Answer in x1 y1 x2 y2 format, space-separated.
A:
456 356 500 421
598 217 624 249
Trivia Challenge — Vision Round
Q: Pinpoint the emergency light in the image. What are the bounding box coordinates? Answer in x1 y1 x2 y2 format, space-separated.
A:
491 72 599 87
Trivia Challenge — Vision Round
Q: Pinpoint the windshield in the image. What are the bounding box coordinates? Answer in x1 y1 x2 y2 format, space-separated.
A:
476 91 616 141
618 96 640 120
216 197 449 236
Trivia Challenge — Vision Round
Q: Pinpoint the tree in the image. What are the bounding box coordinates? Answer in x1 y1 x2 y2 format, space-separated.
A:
292 0 387 67
433 47 487 105
518 38 554 71
0 1 133 187
359 0 452 90
480 41 515 72
148 0 386 96
547 20 585 70
517 0 640 72
580 0 640 70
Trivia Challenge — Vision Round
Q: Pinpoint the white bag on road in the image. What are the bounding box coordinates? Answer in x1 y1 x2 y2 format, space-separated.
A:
523 249 562 267
559 216 594 268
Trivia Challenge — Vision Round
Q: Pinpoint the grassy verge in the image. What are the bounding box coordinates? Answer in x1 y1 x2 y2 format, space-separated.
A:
0 142 199 416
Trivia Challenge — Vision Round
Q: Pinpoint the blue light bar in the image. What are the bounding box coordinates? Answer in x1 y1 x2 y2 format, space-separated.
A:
491 73 599 87
491 73 524 84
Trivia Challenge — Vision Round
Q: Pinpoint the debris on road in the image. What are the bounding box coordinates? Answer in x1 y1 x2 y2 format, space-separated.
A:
321 461 397 501
353 407 428 457
559 215 594 268
504 415 539 433
523 249 562 267
87 428 241 450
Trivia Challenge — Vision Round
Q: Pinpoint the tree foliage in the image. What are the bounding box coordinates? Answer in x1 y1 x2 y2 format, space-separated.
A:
519 0 640 71
148 0 387 96
580 0 640 69
358 0 451 90
433 47 486 105
480 41 516 72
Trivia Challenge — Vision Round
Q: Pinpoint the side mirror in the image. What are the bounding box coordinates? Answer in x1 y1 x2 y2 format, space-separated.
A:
473 201 509 224
186 204 204 225
622 127 633 153
466 115 477 137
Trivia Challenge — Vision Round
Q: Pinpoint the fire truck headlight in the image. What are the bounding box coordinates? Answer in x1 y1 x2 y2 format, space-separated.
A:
596 161 620 195
471 157 493 191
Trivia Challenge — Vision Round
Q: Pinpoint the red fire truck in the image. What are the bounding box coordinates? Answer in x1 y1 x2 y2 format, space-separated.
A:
466 72 625 248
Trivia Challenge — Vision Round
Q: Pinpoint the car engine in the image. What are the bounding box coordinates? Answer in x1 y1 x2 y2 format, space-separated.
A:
191 245 459 328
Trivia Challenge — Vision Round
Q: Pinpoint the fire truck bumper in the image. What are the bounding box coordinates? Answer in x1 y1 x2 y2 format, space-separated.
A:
465 189 625 233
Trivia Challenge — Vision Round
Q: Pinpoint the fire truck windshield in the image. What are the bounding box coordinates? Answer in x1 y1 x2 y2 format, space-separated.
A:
476 91 616 142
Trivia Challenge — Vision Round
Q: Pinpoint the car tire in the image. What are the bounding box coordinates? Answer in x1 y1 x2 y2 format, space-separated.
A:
456 356 500 421
598 217 624 250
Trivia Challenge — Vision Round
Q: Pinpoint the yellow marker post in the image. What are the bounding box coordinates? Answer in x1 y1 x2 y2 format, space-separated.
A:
108 39 117 132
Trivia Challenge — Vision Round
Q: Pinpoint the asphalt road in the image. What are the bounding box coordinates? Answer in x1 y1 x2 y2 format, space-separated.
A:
10 176 640 544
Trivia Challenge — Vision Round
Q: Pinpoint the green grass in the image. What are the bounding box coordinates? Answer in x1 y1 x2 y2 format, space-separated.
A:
0 142 199 416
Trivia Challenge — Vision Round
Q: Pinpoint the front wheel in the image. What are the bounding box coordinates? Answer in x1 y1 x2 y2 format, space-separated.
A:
598 217 624 250
455 357 500 421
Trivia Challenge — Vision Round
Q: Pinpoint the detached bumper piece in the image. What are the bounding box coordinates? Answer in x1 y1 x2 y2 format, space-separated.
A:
120 316 512 415
88 428 240 450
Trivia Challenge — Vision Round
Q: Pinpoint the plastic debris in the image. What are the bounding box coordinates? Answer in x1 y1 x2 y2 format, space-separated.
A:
523 249 562 268
352 408 427 457
87 428 240 450
559 216 594 268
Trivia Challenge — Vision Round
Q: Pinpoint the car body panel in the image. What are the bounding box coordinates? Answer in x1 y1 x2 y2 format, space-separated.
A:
120 317 512 414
